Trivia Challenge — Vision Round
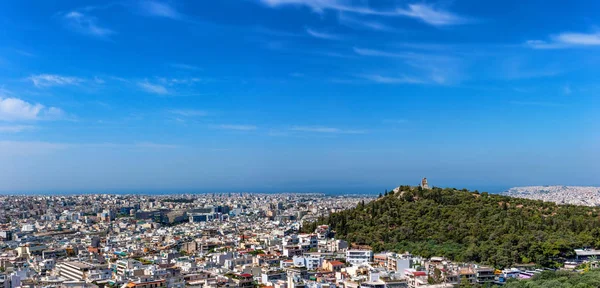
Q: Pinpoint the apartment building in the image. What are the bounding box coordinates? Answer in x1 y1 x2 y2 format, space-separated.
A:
57 261 94 281
346 250 373 265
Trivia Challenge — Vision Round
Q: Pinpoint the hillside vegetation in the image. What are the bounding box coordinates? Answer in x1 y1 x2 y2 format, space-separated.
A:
304 186 600 268
503 270 600 288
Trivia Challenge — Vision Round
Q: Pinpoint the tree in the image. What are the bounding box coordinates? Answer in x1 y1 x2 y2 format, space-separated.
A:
302 185 600 268
459 276 473 288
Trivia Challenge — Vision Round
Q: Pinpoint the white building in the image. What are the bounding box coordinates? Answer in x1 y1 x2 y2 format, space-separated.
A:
292 255 324 270
346 250 373 265
57 261 93 281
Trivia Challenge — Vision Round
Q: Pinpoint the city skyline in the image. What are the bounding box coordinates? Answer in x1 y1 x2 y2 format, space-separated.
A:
0 0 598 193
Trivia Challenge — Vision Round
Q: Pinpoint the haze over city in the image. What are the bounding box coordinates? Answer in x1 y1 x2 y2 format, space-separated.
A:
0 0 598 194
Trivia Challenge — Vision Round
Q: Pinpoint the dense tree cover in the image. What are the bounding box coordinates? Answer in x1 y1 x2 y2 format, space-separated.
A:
503 270 600 288
303 186 600 268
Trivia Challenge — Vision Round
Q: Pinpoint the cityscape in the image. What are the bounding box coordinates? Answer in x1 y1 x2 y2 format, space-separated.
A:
0 181 599 287
1 0 599 287
502 186 600 206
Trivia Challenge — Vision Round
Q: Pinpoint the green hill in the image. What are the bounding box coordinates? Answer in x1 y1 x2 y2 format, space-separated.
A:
303 186 600 268
504 270 600 287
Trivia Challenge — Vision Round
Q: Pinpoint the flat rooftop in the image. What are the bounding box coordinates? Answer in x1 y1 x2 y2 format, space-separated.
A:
575 249 600 256
63 261 93 270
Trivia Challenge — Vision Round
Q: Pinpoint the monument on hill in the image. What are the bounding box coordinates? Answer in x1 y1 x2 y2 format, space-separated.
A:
420 178 429 189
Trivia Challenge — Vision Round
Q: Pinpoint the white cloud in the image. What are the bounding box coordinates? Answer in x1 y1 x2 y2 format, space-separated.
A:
259 0 356 13
306 28 342 40
139 0 181 19
527 31 600 49
30 74 83 87
353 47 412 58
0 125 35 133
359 74 425 84
138 81 169 95
259 1 467 26
0 97 64 121
354 47 463 85
338 13 394 32
259 0 395 16
290 126 365 134
524 40 566 50
214 124 258 131
554 32 600 46
396 4 467 26
158 77 206 85
63 11 114 37
168 109 208 117
170 63 201 70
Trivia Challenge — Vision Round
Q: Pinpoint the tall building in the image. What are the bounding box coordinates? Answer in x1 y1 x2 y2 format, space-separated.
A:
420 178 429 189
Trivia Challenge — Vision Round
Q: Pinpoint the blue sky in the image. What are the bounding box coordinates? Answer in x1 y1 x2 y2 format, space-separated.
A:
0 0 598 194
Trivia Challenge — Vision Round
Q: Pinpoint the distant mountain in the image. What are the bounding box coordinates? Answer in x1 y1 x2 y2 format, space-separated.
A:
503 186 600 206
303 186 600 268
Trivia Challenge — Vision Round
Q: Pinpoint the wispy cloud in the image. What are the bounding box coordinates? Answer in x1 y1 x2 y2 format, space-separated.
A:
157 77 207 85
63 11 114 38
138 81 169 95
290 126 365 134
170 63 201 70
0 97 64 121
214 124 258 131
527 31 600 49
524 40 567 50
354 47 462 85
138 0 181 19
259 1 467 26
563 85 572 95
168 109 208 117
338 13 394 32
359 74 425 84
555 32 600 45
306 28 342 40
30 74 83 87
259 0 374 14
395 4 467 26
353 47 412 58
0 125 36 133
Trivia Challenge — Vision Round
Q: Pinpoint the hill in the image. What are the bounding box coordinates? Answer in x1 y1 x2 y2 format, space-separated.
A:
303 186 600 268
503 270 600 287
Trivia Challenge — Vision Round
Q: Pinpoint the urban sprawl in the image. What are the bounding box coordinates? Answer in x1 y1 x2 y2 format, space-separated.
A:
0 192 596 288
